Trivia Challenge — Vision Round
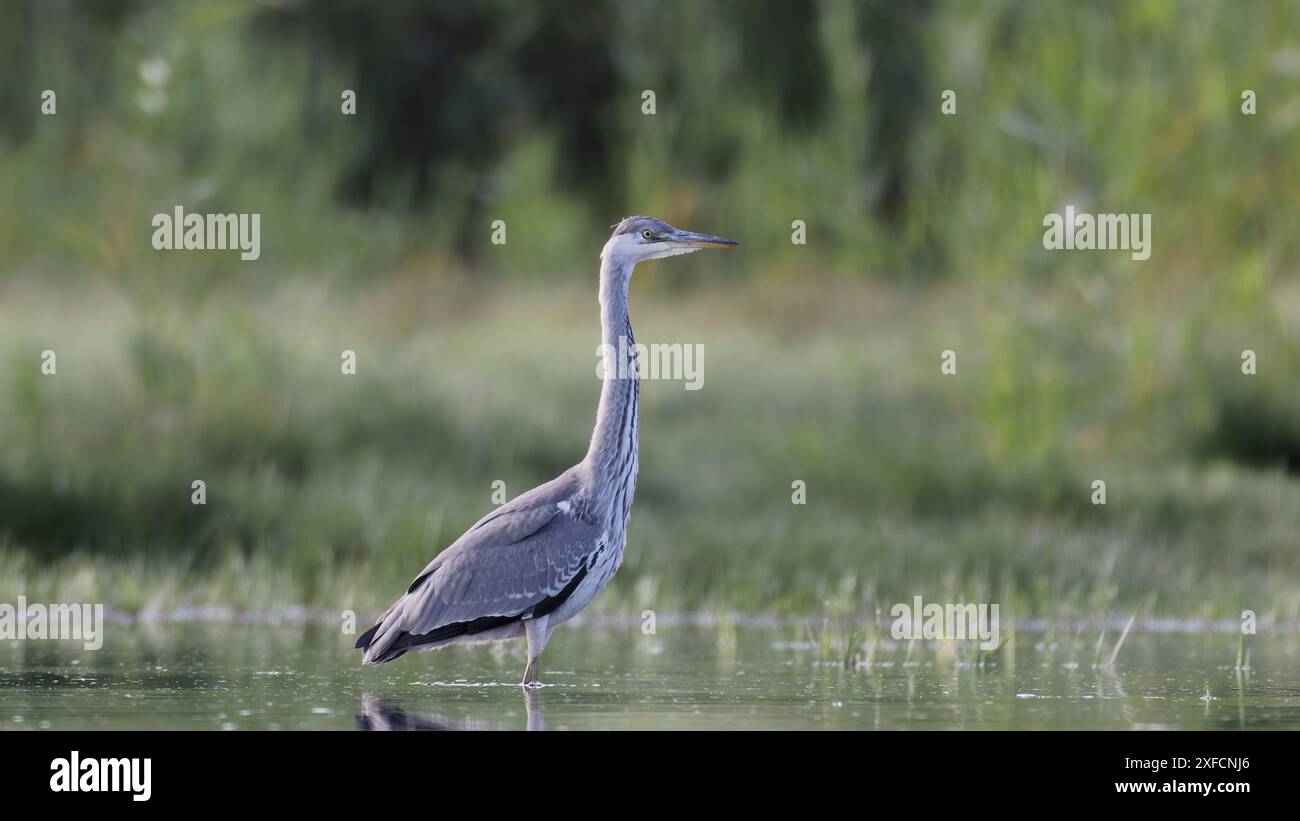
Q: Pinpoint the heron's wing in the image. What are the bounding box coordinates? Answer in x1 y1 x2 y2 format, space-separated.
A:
358 470 602 662
404 498 601 628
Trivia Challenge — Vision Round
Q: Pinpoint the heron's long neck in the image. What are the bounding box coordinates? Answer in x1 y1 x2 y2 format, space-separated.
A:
585 255 640 524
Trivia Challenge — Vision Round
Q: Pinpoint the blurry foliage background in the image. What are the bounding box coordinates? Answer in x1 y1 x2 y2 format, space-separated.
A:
0 0 1298 622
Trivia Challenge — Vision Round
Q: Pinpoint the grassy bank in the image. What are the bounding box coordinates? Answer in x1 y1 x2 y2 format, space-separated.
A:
2 270 1297 623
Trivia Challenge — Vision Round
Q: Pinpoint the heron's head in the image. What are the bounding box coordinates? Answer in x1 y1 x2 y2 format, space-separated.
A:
600 216 738 268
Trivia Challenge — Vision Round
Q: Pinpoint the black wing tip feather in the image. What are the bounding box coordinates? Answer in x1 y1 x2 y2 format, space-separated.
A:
354 622 380 651
355 621 409 664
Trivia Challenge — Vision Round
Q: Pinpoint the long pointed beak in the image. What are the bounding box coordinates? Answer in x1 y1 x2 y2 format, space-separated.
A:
671 229 740 249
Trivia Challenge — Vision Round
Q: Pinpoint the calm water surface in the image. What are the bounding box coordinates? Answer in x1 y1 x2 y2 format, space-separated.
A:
3 621 1298 730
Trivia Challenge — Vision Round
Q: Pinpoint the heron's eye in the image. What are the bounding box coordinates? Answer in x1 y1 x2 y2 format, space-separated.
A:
641 230 654 240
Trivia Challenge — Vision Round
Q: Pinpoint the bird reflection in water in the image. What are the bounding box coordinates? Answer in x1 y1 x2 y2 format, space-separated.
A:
356 690 545 731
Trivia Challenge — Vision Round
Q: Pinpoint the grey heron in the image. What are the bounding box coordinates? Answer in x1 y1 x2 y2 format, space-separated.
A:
356 216 738 685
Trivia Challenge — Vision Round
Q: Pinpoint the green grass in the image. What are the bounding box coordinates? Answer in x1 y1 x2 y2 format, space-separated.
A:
2 271 1297 622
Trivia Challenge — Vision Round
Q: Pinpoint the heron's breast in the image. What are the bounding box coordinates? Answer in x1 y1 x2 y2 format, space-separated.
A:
551 535 625 625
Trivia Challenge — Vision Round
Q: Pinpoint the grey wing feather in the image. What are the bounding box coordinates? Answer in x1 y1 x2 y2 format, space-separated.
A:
360 469 600 661
406 506 599 627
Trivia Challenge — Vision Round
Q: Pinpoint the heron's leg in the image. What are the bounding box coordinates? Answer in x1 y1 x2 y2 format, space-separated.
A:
522 615 550 687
